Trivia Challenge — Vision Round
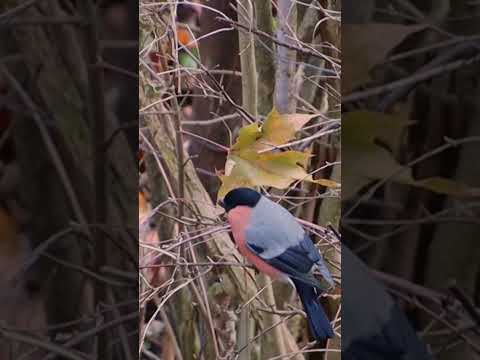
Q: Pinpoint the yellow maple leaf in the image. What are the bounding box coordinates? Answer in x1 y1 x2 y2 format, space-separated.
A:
217 108 340 198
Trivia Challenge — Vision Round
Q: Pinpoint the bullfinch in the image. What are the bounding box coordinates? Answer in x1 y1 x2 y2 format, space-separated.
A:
342 243 432 359
219 187 335 341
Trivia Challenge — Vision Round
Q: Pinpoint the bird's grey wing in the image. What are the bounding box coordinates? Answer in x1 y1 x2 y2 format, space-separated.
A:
245 228 333 290
246 196 334 289
298 234 335 287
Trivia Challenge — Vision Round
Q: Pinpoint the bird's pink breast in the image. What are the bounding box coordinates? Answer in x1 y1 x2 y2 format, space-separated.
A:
228 206 284 280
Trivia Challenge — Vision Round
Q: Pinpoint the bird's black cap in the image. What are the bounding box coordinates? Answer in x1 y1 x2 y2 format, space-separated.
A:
219 187 261 212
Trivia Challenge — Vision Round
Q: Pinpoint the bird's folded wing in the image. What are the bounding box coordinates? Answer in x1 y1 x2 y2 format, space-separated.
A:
245 231 333 291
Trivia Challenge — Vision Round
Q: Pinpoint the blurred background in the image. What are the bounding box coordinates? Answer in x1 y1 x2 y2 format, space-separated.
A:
0 1 138 359
343 1 480 359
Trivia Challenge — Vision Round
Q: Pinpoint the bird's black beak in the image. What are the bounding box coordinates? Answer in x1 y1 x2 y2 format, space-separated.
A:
218 200 225 209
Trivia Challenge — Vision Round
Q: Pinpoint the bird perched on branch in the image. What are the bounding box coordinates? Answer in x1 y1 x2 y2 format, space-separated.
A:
219 187 335 341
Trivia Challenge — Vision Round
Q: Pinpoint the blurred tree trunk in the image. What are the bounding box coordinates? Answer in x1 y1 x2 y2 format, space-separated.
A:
420 2 480 359
140 76 259 359
1 1 137 358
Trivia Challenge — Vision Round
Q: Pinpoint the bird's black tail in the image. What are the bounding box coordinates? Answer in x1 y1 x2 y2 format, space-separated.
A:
293 279 334 341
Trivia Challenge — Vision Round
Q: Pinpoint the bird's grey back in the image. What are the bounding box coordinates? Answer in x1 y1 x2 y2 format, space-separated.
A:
247 196 305 259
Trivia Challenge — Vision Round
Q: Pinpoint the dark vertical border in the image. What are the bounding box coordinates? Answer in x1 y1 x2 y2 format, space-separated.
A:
0 1 139 359
342 1 480 359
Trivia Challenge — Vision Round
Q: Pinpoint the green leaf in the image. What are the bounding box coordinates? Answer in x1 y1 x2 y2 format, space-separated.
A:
179 51 198 69
232 123 261 151
250 151 313 181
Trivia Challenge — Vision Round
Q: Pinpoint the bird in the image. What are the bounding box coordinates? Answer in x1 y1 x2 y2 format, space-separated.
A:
341 243 432 359
219 187 335 341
